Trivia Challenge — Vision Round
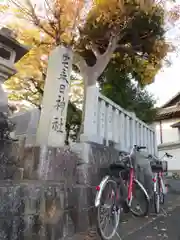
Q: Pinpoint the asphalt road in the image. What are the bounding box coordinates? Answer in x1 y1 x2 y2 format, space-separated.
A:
118 193 180 240
123 206 180 240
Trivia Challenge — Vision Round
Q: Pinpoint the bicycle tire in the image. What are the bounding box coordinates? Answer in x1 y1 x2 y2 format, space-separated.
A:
154 192 160 214
154 177 161 214
160 178 165 205
160 192 165 204
96 178 121 240
129 179 149 217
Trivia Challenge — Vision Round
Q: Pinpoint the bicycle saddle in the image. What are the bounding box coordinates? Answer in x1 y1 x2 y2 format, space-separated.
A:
109 161 126 170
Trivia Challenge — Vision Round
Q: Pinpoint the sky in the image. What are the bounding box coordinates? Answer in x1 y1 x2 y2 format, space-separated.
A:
147 0 180 107
146 19 180 108
147 53 180 107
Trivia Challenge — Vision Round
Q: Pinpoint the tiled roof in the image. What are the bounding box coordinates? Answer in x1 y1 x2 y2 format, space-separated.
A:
171 121 180 128
161 92 180 108
155 104 180 120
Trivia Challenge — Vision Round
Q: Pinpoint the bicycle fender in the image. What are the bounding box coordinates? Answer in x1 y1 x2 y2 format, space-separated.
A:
95 175 110 207
160 177 167 194
153 174 157 192
134 179 150 201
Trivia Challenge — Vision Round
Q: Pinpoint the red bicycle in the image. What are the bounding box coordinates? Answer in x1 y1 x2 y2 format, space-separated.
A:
95 145 150 240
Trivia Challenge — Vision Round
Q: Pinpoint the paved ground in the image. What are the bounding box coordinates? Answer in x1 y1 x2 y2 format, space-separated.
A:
123 206 180 240
166 179 180 194
118 188 180 240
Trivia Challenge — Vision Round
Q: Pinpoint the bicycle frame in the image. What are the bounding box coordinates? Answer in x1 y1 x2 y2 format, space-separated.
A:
152 172 159 192
153 171 166 194
127 166 149 206
127 167 134 204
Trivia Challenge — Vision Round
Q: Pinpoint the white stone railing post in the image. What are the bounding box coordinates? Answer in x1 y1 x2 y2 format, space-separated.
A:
130 112 136 148
80 85 101 143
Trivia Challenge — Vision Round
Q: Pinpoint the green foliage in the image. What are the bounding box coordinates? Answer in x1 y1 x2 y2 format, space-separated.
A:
100 62 157 123
65 101 81 145
76 0 169 84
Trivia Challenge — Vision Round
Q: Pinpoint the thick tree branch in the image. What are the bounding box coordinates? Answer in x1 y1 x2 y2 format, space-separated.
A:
105 35 119 55
91 35 119 82
91 42 101 59
73 53 88 72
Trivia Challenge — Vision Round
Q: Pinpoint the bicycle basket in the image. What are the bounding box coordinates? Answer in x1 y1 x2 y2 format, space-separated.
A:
150 160 168 173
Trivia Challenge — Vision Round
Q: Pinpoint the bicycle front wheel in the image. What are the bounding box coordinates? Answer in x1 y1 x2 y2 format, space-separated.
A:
129 179 150 217
97 178 121 240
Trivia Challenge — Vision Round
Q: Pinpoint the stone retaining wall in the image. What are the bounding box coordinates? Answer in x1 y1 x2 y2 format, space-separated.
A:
0 141 119 239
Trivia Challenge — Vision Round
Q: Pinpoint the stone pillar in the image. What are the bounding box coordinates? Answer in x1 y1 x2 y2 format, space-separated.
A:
80 85 100 143
36 45 73 147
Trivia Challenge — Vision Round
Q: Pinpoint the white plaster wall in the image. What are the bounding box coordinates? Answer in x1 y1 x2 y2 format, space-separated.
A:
158 145 180 171
154 118 180 170
155 118 180 145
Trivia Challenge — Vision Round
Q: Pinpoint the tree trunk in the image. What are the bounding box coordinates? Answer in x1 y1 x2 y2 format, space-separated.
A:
77 79 87 141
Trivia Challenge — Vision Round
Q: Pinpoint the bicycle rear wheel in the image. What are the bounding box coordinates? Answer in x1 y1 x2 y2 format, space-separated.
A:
160 178 166 205
160 191 165 204
97 178 121 240
129 179 149 217
154 177 161 214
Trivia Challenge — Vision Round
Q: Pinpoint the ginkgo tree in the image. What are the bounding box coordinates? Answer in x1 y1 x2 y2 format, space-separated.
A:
5 25 51 107
3 0 179 135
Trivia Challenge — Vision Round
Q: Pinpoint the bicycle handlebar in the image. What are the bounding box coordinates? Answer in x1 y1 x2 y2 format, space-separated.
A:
134 145 146 151
148 152 173 161
165 152 173 158
128 145 147 166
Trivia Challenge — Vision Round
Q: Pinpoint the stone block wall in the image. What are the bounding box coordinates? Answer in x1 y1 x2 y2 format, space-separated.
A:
0 141 119 239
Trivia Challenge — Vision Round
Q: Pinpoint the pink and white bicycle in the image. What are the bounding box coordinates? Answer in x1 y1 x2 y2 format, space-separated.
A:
149 152 172 214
